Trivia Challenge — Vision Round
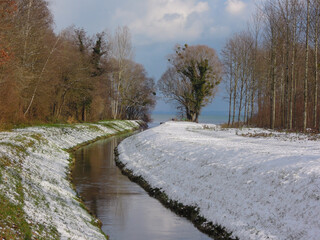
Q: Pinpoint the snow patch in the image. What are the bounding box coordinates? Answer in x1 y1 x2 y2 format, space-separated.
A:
118 121 320 240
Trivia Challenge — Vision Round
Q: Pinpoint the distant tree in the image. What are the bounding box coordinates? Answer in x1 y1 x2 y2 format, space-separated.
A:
222 31 256 127
303 0 310 132
91 32 108 77
158 44 222 122
120 60 156 121
109 26 133 119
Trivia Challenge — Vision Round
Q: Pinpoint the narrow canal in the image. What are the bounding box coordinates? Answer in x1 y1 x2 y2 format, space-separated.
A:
73 133 212 240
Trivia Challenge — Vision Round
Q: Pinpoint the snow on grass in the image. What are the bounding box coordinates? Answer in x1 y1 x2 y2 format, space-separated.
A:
0 120 140 240
118 121 320 240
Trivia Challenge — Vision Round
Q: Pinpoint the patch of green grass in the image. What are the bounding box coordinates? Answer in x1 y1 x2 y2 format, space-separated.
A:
30 133 46 143
0 155 60 240
240 132 274 138
0 171 32 240
122 120 136 128
100 122 118 130
0 156 12 168
48 225 59 239
12 122 72 130
32 223 59 240
0 156 12 186
0 194 32 240
32 192 46 207
0 142 28 158
14 135 37 149
85 124 102 132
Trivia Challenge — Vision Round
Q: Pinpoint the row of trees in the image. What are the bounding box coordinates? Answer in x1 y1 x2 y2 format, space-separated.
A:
0 0 155 125
222 0 320 131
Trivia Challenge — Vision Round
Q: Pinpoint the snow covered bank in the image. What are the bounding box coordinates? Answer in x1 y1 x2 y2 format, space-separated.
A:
118 121 320 240
0 120 140 240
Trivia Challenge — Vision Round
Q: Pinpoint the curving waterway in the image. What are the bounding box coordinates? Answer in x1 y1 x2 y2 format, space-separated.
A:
73 133 212 240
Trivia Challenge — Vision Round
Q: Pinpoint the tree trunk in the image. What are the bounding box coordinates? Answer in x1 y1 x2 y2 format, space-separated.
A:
245 75 250 125
280 46 285 127
244 77 248 124
270 38 276 129
228 62 233 126
232 67 239 126
238 71 244 125
82 103 86 122
289 15 297 130
195 112 199 123
303 0 310 132
23 0 33 66
285 0 290 128
186 107 192 121
24 36 60 117
250 41 257 123
314 11 319 128
228 91 232 126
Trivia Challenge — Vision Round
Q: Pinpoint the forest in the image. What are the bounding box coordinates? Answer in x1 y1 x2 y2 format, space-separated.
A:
222 0 320 132
0 0 156 127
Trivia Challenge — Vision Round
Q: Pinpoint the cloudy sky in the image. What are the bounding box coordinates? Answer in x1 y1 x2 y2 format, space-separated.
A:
49 0 257 113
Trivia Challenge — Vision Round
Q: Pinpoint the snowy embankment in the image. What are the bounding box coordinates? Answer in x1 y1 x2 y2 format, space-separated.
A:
0 120 140 240
118 121 320 240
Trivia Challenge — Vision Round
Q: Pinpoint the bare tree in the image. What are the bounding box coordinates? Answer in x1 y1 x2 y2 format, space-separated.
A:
264 1 280 129
249 11 263 122
303 0 310 132
221 39 235 126
109 26 133 119
120 60 156 121
310 0 319 128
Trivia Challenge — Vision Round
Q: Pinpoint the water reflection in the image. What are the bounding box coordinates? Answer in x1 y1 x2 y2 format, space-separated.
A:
73 135 212 240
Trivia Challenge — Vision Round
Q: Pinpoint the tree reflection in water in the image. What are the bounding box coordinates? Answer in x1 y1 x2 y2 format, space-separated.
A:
73 135 212 240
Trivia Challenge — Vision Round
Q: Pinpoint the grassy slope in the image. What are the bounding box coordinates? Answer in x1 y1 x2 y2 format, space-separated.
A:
0 120 141 240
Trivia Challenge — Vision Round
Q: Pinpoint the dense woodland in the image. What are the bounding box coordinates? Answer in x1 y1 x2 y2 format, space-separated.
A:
222 0 320 131
0 0 156 126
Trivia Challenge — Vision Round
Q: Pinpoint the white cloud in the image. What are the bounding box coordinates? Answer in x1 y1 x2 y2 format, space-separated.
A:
226 0 246 14
113 0 210 44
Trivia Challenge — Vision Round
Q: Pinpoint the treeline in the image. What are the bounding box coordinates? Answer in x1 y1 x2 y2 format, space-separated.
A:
222 0 319 131
0 0 155 125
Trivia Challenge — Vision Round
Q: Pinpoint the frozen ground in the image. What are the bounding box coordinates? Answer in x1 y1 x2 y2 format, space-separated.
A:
0 120 140 240
118 121 320 240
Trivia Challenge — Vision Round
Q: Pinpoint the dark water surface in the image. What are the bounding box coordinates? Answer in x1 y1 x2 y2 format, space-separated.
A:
73 134 212 240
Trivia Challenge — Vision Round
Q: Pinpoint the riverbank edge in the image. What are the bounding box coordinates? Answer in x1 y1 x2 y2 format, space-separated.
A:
0 120 143 240
114 148 238 240
66 122 143 238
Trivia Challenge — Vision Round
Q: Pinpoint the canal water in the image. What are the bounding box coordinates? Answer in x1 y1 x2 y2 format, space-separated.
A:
73 134 212 240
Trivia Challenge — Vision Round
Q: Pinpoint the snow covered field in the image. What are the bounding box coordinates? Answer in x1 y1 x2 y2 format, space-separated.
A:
0 120 140 240
118 121 320 240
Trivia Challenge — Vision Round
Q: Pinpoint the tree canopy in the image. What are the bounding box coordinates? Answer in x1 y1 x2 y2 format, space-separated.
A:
158 44 222 122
